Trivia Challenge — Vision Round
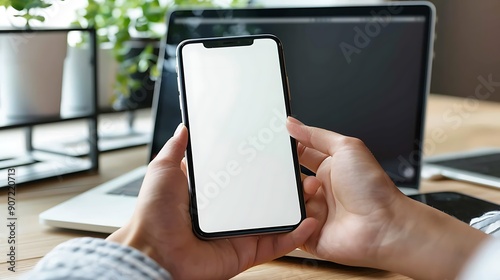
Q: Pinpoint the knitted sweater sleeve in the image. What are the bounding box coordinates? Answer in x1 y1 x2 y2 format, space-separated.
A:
470 211 500 237
24 237 172 280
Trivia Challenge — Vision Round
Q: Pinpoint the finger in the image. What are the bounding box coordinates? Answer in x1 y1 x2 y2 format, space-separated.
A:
251 218 318 265
137 125 189 213
302 176 321 202
297 142 328 173
152 123 188 168
287 117 358 157
180 157 187 177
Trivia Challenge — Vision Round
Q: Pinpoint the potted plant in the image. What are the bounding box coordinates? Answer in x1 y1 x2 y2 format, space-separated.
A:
73 0 249 110
0 0 68 119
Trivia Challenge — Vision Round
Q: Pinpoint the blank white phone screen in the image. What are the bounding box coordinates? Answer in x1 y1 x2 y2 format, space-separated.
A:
181 38 302 233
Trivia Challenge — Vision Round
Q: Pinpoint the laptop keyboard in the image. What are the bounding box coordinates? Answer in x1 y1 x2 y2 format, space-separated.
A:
107 178 144 197
430 152 500 177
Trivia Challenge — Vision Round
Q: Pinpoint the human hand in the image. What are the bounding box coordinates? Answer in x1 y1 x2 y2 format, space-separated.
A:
287 117 488 279
287 117 405 265
107 124 318 280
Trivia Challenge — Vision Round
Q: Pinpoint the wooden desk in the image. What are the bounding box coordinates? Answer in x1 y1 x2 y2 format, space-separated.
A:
1 94 500 279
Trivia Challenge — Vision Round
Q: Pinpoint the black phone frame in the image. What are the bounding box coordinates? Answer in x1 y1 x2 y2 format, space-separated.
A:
176 34 306 239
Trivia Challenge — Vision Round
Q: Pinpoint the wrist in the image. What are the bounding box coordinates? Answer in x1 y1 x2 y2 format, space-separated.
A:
107 222 165 269
376 196 488 279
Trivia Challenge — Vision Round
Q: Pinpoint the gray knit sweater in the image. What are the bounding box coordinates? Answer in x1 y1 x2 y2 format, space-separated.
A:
25 237 172 280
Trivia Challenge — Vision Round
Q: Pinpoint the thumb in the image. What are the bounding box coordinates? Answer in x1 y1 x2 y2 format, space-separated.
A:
141 123 188 195
153 123 188 168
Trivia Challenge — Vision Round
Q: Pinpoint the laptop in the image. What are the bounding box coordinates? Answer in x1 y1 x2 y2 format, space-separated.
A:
40 2 435 234
422 148 500 189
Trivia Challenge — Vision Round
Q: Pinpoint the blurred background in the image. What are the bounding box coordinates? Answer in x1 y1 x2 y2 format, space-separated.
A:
2 0 499 103
429 0 500 102
1 0 499 102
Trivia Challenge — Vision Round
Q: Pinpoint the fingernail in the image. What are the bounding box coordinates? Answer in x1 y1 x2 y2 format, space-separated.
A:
174 123 184 136
287 116 304 125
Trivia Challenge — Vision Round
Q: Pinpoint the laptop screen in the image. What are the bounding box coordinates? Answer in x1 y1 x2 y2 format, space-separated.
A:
151 5 433 189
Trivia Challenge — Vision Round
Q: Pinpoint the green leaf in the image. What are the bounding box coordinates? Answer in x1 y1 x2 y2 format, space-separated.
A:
14 13 45 23
31 15 45 22
0 0 10 8
142 44 154 56
138 59 149 73
10 0 27 11
127 63 138 74
143 6 165 23
26 0 51 10
134 17 149 32
114 29 131 45
150 64 160 78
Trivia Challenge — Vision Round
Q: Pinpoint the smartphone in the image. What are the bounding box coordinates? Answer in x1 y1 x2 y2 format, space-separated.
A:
409 191 500 223
176 35 305 239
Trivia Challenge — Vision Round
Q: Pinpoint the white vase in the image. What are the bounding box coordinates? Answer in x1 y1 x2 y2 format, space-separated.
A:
60 45 95 117
0 32 67 119
60 43 119 113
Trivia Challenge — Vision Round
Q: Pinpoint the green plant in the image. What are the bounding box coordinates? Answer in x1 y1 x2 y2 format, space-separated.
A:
74 0 248 105
0 0 63 28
